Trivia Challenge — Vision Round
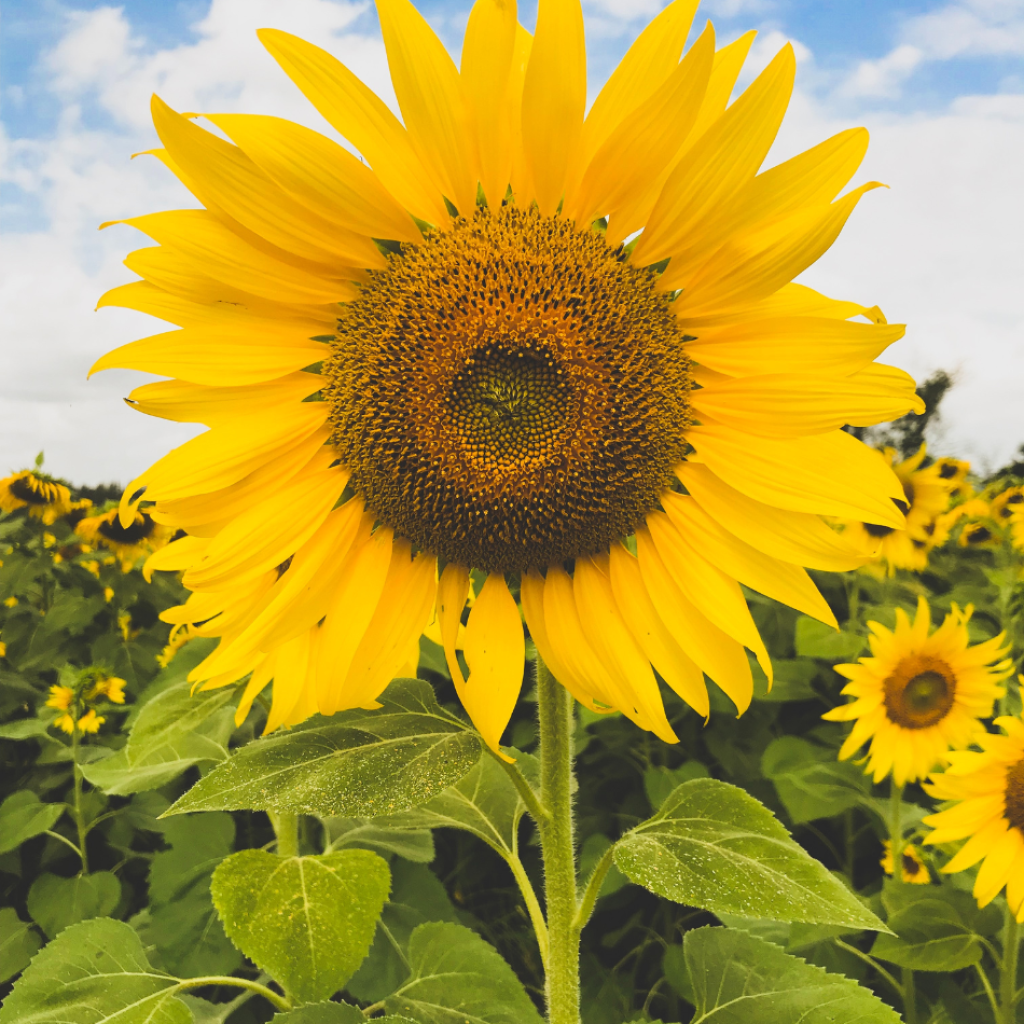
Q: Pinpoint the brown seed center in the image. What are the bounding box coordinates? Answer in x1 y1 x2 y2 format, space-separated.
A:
1006 757 1024 833
883 657 956 729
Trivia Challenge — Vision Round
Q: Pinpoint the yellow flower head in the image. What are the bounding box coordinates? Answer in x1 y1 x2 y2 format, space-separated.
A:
75 709 105 734
924 714 1024 922
45 684 75 712
0 640 6 658
0 470 72 524
156 624 194 668
824 596 1012 786
990 485 1024 525
843 445 954 574
932 457 971 498
103 586 115 602
92 0 921 753
54 713 77 735
880 839 930 884
86 674 127 704
75 506 174 572
958 520 1001 550
4 596 19 608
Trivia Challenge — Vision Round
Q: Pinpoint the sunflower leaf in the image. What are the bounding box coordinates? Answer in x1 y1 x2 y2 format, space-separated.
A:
0 917 191 1024
667 926 902 1023
761 736 870 824
0 909 41 985
211 848 390 1004
383 922 544 1024
613 778 885 930
871 899 983 972
166 678 482 818
0 791 64 855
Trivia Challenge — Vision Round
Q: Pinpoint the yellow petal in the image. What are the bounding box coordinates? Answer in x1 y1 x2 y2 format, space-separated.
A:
111 210 357 305
376 0 477 216
120 409 329 523
685 425 906 527
234 656 274 727
665 181 884 311
682 31 756 152
691 369 923 438
126 373 323 425
664 127 869 284
92 327 326 387
567 23 714 227
844 363 922 425
635 44 796 265
461 0 518 208
151 96 383 268
661 491 836 626
207 113 420 243
520 569 604 712
96 279 335 331
257 29 448 225
438 562 471 687
459 572 525 756
315 524 394 715
578 0 698 171
607 543 709 717
143 535 209 582
506 25 535 206
264 632 313 733
341 541 437 708
575 555 677 743
152 431 326 531
183 450 347 590
646 511 772 685
196 501 365 677
683 316 905 377
521 0 586 215
636 526 753 713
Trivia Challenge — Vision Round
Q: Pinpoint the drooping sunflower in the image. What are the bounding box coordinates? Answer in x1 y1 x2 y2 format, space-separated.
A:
94 0 921 750
75 506 175 572
0 470 73 524
923 714 1024 922
842 445 952 574
824 596 1011 785
880 839 930 884
933 456 971 499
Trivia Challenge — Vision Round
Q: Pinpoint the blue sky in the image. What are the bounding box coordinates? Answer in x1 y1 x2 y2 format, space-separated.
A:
1 0 1024 483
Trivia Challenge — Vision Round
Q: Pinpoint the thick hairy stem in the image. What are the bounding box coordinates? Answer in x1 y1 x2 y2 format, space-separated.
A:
536 656 580 1024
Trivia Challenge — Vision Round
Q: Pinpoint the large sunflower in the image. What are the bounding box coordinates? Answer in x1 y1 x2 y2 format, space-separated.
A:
823 597 1011 785
923 714 1024 922
94 0 921 751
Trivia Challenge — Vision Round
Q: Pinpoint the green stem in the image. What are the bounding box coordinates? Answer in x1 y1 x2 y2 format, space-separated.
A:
507 852 550 965
270 810 300 858
491 747 549 825
171 976 291 1012
889 782 904 885
976 962 1000 1020
536 655 580 1024
902 967 918 1024
833 939 903 1000
70 720 89 874
1000 907 1020 1024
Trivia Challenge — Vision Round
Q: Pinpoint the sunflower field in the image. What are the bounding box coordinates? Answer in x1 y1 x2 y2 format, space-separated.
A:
1 412 1023 1024
3 0 1024 1021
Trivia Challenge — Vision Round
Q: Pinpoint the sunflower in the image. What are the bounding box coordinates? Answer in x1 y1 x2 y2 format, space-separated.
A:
823 596 1011 785
880 839 930 884
842 445 952 574
0 470 73 524
75 506 174 572
923 714 1024 922
990 485 1024 526
933 457 971 499
94 0 921 751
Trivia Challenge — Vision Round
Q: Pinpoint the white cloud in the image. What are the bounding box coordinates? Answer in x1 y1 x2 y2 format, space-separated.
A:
838 0 1024 99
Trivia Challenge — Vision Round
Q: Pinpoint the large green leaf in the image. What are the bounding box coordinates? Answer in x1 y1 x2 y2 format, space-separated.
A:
669 926 901 1023
142 813 241 978
0 909 41 984
389 749 538 856
82 681 235 795
384 922 544 1024
872 897 984 971
612 779 883 930
211 848 390 1003
0 917 191 1024
169 679 482 817
0 791 64 854
346 860 459 1004
761 737 870 824
27 871 121 939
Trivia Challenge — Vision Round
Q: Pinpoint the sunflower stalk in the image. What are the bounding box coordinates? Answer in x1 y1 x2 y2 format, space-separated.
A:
536 655 581 1024
69 711 90 874
999 907 1020 1024
270 810 300 859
